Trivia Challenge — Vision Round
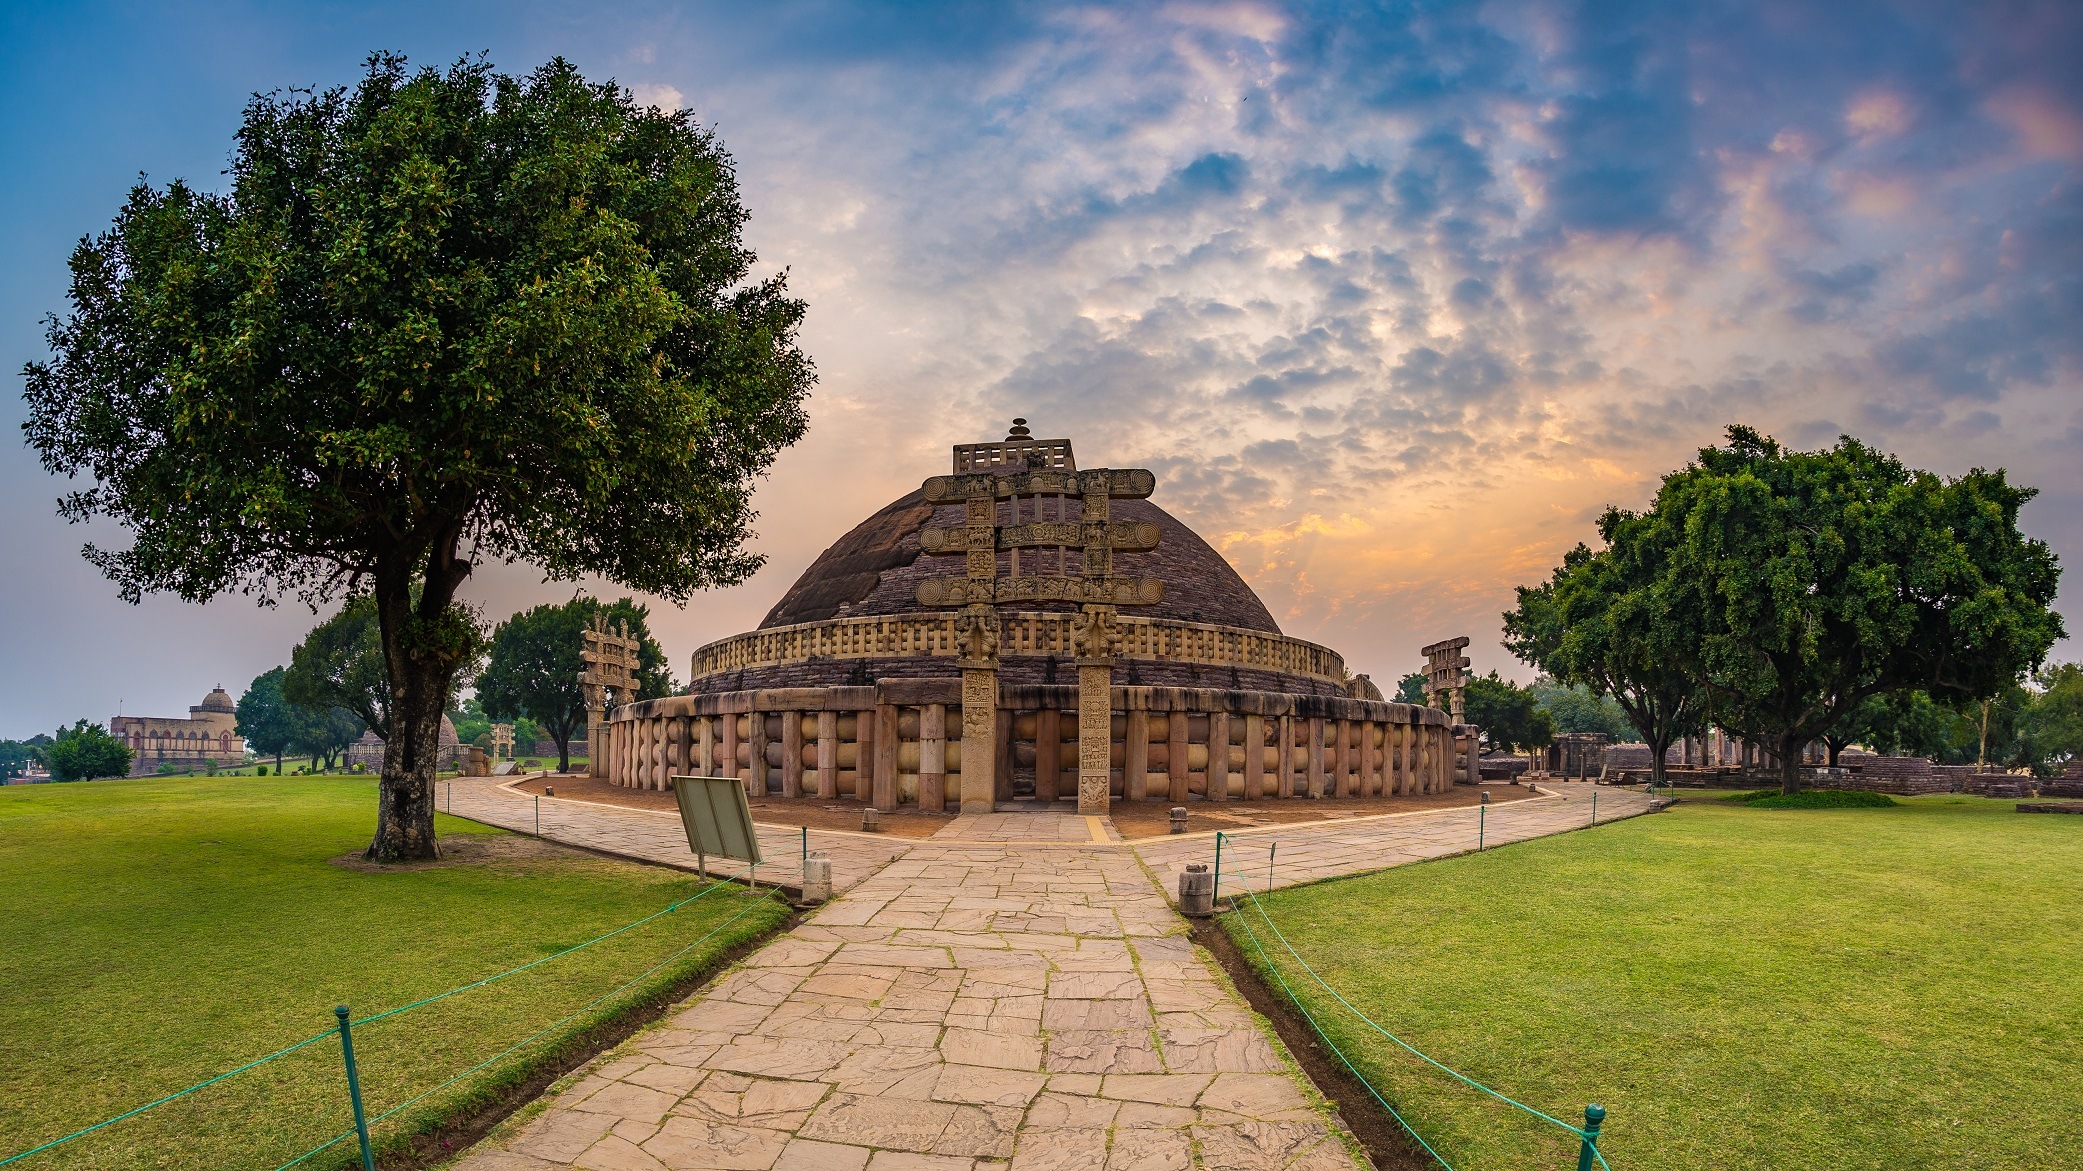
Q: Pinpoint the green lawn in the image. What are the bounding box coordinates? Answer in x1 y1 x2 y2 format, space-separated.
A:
1222 793 2083 1170
0 775 787 1169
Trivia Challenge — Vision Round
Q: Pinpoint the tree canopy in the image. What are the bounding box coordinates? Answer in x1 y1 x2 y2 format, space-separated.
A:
1464 673 1553 755
47 721 133 782
476 595 670 772
23 54 811 858
236 667 302 773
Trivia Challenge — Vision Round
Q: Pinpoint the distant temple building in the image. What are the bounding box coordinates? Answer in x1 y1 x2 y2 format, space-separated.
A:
112 688 247 773
344 716 466 771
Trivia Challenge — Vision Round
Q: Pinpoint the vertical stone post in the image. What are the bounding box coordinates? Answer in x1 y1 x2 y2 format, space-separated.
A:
748 710 770 800
1359 720 1378 797
720 712 739 789
1035 705 1061 804
874 702 901 812
816 711 839 799
697 716 714 775
854 706 875 800
588 703 607 778
1125 707 1151 802
1306 717 1327 798
1277 714 1297 798
958 604 1000 815
1207 709 1231 802
920 703 948 812
781 710 804 799
1168 711 1190 803
1073 604 1120 815
1242 713 1265 800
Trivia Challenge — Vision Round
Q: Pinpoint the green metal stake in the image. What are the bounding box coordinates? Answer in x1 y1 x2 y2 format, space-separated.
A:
802 825 809 868
1213 831 1224 903
1591 790 1598 825
1478 804 1485 851
534 793 541 836
1575 1103 1606 1171
334 1006 375 1171
1266 840 1276 892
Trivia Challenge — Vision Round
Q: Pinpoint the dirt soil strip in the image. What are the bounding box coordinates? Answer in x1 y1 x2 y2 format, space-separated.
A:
1192 916 1436 1171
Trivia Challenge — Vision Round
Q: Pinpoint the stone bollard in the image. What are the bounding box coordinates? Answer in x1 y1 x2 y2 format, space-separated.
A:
1178 862 1215 917
1480 789 1490 804
861 808 881 833
1169 807 1188 834
545 785 555 797
799 852 832 906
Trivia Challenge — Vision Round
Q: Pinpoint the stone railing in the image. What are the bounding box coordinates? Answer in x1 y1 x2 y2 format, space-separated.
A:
603 682 1468 807
691 612 1345 685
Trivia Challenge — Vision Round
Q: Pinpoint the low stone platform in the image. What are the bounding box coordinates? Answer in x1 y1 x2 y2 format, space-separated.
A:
2018 802 2083 815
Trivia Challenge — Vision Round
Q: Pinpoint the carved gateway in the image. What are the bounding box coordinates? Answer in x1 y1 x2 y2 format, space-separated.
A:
689 611 1347 684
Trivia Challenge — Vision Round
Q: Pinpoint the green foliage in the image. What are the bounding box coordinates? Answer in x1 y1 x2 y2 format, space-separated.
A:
46 720 134 781
1612 426 2061 791
1738 788 1898 809
290 706 364 771
2019 663 2083 775
21 53 811 859
1528 679 1638 741
281 595 396 739
0 741 36 780
234 666 302 769
1394 671 1429 705
477 596 672 771
1464 673 1553 754
1504 538 1707 786
256 764 269 776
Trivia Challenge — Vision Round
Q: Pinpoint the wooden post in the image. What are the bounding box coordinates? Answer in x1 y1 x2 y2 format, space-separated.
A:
920 703 947 812
816 710 838 798
1207 710 1230 801
1035 705 1061 803
1242 713 1264 800
874 702 899 812
1126 707 1150 802
781 710 803 799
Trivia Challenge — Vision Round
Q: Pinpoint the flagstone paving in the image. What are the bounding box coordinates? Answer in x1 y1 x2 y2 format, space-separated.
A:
451 838 1364 1171
440 778 912 894
1134 783 1664 903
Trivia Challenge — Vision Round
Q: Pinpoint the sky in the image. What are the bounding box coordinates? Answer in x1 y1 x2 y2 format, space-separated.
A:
3 1 2080 737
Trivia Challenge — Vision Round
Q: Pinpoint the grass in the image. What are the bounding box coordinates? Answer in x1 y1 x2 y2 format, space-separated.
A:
1221 792 2083 1170
0 775 788 1170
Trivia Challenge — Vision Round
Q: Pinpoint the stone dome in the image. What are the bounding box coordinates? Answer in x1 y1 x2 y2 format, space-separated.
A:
762 489 1282 634
196 687 236 714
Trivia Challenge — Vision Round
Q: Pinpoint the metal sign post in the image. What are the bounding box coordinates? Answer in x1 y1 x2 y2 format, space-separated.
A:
671 774 764 885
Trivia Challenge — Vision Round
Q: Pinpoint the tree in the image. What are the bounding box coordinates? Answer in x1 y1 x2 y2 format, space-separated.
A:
477 595 672 772
283 596 396 741
1464 672 1553 756
236 667 302 774
0 741 37 780
1529 678 1638 742
1394 672 1429 705
24 54 811 859
1626 427 2063 794
1504 542 1708 790
47 720 133 781
292 706 365 771
2020 663 2083 775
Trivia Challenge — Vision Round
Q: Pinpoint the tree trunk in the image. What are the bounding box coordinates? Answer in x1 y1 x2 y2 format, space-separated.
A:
1648 732 1670 791
1779 733 1805 796
555 730 571 774
370 650 446 861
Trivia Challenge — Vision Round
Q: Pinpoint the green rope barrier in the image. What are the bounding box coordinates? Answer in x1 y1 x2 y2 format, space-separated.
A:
1229 894 1454 1169
274 888 775 1170
0 1027 341 1167
1240 887 1601 1146
0 879 730 1166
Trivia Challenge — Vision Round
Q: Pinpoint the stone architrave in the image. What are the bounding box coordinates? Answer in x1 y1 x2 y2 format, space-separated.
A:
581 616 641 779
913 420 1166 815
489 723 515 762
1421 636 1472 722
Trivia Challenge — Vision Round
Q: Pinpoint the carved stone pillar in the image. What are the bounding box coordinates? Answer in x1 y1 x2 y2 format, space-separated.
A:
816 710 838 798
1073 604 1120 815
957 604 1000 814
1207 710 1230 802
920 702 947 812
1242 713 1265 800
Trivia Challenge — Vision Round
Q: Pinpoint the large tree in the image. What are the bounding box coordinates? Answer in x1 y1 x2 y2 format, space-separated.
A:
1504 541 1707 790
23 55 812 859
282 595 397 741
1623 427 2062 794
47 721 133 782
477 596 671 772
1464 672 1554 756
236 666 302 774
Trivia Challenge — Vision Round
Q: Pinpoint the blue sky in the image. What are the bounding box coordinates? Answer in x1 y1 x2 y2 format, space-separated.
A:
4 1 2080 736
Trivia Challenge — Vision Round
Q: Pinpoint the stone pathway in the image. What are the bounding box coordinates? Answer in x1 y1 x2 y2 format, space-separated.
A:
1134 783 1663 902
454 835 1362 1171
930 812 1120 845
440 778 912 895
